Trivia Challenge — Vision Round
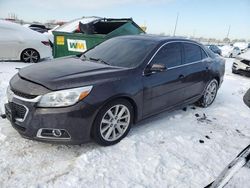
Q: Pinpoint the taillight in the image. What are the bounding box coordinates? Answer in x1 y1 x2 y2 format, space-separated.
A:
41 41 50 46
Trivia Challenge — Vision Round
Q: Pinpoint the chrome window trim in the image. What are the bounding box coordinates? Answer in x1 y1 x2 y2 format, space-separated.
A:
143 40 209 75
167 60 204 70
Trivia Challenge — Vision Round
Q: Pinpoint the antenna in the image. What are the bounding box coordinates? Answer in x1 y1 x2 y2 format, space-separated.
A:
226 25 231 39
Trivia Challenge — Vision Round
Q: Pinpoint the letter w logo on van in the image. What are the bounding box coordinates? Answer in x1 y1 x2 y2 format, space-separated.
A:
67 39 87 52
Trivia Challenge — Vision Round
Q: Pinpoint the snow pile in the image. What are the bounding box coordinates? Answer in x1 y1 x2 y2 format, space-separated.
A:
225 163 250 188
0 62 28 114
0 57 250 187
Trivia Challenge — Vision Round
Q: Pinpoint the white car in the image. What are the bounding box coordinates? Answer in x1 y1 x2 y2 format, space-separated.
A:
234 42 248 53
0 20 52 63
232 50 250 76
220 45 241 58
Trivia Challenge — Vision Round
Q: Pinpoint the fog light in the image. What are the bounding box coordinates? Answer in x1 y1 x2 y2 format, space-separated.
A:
52 129 62 137
36 128 70 139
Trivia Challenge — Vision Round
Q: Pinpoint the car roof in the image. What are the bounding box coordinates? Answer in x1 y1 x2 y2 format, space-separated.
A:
117 34 201 45
0 20 47 40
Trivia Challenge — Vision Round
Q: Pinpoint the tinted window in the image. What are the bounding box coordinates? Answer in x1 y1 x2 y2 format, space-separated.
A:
83 38 157 68
183 43 202 64
151 43 182 68
201 49 208 59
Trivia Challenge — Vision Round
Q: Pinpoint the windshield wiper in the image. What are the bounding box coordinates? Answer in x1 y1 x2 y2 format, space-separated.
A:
80 54 89 61
89 57 110 65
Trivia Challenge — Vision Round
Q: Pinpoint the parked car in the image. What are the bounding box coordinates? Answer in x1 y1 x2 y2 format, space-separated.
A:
24 24 49 33
243 88 250 108
205 145 250 188
232 50 250 76
206 45 222 55
234 42 248 53
0 20 52 63
221 45 241 58
3 35 225 146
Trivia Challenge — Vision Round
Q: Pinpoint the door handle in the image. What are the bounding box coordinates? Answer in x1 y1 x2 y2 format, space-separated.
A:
179 74 184 79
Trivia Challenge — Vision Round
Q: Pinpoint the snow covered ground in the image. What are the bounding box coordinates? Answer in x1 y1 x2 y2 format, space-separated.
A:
0 57 250 188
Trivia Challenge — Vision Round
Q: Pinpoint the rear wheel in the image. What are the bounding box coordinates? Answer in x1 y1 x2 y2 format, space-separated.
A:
197 79 218 108
92 99 134 146
21 49 40 63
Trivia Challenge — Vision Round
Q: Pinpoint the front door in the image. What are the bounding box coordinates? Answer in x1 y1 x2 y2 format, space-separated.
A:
0 28 18 60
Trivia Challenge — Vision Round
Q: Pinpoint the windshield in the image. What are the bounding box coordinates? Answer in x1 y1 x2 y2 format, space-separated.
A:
82 37 157 68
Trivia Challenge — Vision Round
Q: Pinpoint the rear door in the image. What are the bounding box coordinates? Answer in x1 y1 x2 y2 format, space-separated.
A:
143 42 186 116
181 42 210 101
0 27 19 60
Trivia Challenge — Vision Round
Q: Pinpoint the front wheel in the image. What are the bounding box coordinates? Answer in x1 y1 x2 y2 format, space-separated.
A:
21 49 40 63
197 79 218 108
92 99 134 146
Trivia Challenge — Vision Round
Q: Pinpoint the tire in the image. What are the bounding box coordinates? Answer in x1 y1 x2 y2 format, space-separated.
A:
229 54 233 58
21 49 40 63
92 99 134 146
197 79 219 108
232 69 238 74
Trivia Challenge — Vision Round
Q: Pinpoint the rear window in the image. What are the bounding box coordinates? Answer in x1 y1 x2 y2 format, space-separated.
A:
183 43 202 64
241 59 250 66
201 49 208 59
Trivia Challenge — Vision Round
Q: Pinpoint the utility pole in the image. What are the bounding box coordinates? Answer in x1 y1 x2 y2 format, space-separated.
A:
192 29 196 38
226 25 231 39
173 13 179 36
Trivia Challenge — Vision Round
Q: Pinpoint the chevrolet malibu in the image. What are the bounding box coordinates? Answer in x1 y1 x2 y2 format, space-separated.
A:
4 35 225 146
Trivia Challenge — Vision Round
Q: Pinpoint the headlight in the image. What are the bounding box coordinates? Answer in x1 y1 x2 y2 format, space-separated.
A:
37 86 93 107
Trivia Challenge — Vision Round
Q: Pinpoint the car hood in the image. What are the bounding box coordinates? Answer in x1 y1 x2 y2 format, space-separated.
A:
18 56 127 90
238 50 250 61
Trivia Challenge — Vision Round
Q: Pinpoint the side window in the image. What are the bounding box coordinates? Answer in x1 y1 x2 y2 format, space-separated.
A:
183 43 202 64
201 49 208 59
151 43 182 68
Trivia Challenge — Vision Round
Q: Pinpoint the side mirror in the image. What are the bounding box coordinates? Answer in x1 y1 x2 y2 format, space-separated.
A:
150 63 167 73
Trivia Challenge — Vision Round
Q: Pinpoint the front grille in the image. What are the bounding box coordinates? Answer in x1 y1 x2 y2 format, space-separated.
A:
12 89 37 99
9 102 27 120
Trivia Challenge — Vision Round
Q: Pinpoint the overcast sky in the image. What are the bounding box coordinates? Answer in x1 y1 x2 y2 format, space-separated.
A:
0 0 250 40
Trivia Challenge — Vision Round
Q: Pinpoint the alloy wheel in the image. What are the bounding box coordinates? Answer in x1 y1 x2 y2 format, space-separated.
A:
203 80 218 106
21 49 39 63
100 104 130 142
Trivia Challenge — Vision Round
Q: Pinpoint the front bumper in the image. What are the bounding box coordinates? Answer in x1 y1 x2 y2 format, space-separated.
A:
4 95 98 144
232 61 250 76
